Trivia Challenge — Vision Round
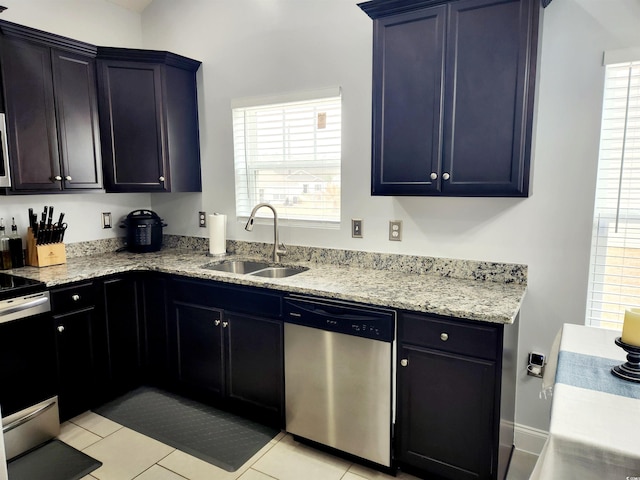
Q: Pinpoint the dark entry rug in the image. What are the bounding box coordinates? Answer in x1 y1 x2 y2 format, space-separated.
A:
7 439 101 480
94 386 280 472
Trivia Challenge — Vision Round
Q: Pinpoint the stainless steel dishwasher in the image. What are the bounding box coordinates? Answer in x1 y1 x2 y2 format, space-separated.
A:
284 295 396 468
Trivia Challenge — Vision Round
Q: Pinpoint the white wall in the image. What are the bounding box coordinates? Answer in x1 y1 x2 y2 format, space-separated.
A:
0 0 149 243
140 0 640 437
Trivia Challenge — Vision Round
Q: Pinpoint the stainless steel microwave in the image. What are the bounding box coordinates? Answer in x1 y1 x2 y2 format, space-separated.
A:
0 113 11 188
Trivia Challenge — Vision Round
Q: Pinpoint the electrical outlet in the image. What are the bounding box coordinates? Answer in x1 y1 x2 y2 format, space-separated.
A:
389 220 402 241
102 212 112 229
199 211 206 228
352 219 363 238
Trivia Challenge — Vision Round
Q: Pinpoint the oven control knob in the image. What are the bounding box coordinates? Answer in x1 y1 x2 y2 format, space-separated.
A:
57 325 65 333
400 359 408 367
72 294 80 301
440 333 449 341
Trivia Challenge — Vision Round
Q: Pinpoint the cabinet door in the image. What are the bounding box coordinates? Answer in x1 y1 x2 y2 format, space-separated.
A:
1 37 61 191
101 276 143 397
51 49 103 190
226 313 283 425
140 274 169 386
172 302 225 396
54 307 96 422
442 0 536 195
97 60 168 192
372 5 446 195
397 344 496 480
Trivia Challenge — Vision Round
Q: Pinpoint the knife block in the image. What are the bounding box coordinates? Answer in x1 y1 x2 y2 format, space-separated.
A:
26 228 66 267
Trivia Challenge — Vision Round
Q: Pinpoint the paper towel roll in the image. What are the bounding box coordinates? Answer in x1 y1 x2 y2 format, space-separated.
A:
208 213 227 255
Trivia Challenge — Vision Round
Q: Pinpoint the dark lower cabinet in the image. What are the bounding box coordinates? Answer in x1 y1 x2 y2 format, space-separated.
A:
172 302 225 396
54 307 97 421
168 277 284 426
99 275 143 399
226 312 284 423
51 281 99 421
396 312 518 480
139 273 170 386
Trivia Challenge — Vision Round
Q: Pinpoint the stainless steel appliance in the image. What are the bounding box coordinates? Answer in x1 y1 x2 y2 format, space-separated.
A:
0 113 11 188
0 274 60 460
284 295 395 468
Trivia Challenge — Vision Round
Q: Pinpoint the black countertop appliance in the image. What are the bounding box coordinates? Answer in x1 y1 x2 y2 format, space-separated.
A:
121 210 166 253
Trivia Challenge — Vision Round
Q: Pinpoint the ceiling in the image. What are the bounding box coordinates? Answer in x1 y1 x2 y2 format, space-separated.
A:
106 0 153 13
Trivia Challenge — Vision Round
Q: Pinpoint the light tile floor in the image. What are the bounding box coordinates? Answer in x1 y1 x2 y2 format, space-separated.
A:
58 411 537 480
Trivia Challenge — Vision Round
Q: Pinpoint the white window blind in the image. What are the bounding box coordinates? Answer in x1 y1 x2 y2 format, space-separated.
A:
586 61 640 329
232 90 341 228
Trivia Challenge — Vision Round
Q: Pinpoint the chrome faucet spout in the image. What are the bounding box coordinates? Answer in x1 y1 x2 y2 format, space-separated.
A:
245 203 286 262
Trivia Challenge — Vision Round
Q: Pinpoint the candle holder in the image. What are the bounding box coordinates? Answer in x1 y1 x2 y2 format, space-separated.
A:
611 337 640 383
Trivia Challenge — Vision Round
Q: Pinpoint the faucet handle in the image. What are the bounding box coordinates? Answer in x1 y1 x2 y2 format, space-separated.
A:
278 242 287 255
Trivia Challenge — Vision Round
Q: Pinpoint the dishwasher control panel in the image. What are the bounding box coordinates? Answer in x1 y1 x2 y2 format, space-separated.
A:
284 296 395 342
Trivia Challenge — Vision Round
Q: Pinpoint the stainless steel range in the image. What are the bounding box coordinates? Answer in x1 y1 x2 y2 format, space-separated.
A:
0 273 59 461
283 295 396 468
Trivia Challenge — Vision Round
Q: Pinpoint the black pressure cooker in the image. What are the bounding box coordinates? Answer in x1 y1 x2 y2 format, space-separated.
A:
120 210 167 253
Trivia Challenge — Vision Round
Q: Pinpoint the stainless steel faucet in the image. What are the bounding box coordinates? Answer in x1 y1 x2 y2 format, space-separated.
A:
245 203 287 263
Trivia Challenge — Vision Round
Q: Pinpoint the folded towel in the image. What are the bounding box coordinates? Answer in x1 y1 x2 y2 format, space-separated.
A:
540 326 563 399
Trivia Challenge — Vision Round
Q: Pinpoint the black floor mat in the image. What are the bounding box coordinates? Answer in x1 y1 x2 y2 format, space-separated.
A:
8 439 101 480
94 386 280 472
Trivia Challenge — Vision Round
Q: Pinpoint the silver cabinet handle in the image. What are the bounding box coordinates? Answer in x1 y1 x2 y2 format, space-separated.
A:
57 325 65 333
440 333 449 341
222 321 228 328
214 319 221 326
53 175 62 181
430 172 437 180
400 359 408 367
72 294 80 301
442 172 450 180
159 176 165 182
65 175 72 181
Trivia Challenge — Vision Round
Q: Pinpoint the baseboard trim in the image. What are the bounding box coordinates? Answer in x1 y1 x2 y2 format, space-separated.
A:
514 424 548 455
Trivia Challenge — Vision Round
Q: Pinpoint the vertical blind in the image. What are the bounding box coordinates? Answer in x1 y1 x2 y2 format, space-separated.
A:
232 91 342 227
586 61 640 328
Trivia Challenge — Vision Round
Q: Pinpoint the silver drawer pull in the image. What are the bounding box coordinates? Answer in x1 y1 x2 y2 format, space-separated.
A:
214 319 221 326
222 321 228 328
72 294 80 301
57 325 65 333
2 401 56 434
440 333 449 341
400 359 408 367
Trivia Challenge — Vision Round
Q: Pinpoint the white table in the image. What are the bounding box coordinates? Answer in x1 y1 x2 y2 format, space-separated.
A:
530 324 640 479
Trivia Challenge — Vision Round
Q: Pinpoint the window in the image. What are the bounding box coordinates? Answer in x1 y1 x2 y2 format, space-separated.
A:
232 88 341 227
586 60 640 329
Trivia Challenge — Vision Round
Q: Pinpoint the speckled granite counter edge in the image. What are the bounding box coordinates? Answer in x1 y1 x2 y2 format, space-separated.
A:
65 234 527 285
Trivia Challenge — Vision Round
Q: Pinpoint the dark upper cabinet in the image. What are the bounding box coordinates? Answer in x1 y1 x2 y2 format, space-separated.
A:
0 21 103 192
359 0 540 197
96 48 202 192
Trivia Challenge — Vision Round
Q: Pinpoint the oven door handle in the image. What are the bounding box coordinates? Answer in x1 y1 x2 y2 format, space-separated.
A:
2 400 56 434
0 296 49 321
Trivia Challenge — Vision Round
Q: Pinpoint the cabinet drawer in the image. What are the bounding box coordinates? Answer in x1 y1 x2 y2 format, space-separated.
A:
171 278 282 318
51 282 96 313
401 313 499 360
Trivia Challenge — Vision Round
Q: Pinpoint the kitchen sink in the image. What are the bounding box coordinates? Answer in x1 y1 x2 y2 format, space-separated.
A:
249 266 309 278
201 260 309 278
201 260 271 274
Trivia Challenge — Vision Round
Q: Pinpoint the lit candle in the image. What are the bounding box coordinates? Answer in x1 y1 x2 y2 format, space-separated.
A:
622 308 640 347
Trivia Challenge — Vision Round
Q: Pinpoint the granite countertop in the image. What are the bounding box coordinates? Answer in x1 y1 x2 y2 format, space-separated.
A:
8 244 526 325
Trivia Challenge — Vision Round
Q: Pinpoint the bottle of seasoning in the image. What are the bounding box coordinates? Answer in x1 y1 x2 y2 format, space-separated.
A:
0 218 12 270
9 218 24 268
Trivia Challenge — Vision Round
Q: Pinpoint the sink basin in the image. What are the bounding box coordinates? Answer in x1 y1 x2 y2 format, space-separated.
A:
249 266 309 278
201 260 271 274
